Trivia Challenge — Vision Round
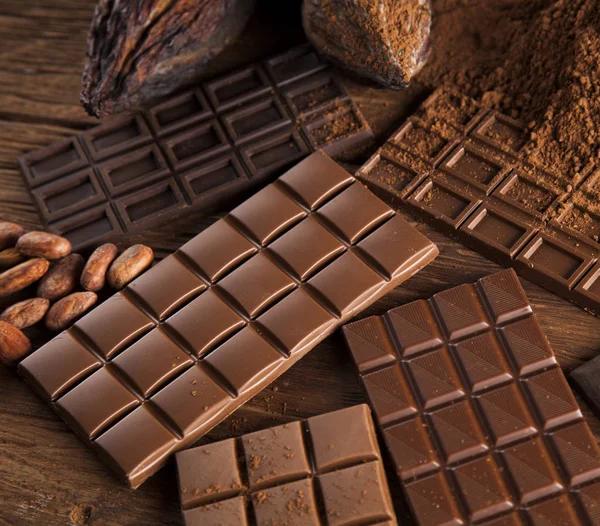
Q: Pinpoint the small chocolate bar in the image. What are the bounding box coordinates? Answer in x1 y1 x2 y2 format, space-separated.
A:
20 45 374 251
176 405 397 526
570 356 600 420
357 87 600 316
344 269 600 525
18 152 438 488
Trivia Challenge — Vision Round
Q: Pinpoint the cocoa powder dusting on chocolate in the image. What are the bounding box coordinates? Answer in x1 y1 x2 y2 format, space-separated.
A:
417 0 600 180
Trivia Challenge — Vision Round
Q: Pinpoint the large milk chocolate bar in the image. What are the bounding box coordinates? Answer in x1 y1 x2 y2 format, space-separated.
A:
20 45 374 251
358 87 600 317
19 152 438 488
344 269 600 525
176 405 397 526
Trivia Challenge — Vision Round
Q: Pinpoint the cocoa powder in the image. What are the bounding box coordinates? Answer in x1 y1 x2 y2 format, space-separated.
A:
415 0 600 181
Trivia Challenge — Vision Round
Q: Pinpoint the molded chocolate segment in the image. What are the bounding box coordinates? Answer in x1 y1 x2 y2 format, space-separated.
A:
19 152 438 489
357 87 600 316
344 269 599 526
31 168 106 223
20 45 374 251
175 405 397 526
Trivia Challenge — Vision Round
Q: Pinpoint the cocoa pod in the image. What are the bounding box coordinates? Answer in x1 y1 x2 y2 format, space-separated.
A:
81 0 256 117
0 321 32 367
0 298 50 329
0 221 25 250
0 248 25 269
0 258 50 298
16 231 71 260
107 245 153 290
45 292 98 331
81 243 118 291
37 254 85 301
302 0 432 89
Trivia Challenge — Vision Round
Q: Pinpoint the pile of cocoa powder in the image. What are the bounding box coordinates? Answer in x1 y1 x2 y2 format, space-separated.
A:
415 0 600 180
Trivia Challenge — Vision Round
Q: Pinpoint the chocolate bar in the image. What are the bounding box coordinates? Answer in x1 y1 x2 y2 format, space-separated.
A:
20 45 374 251
357 87 600 316
176 404 397 526
570 357 600 420
18 152 438 488
344 269 600 525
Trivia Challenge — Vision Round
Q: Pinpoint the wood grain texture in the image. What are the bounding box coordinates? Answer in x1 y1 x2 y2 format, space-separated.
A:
1 2 599 525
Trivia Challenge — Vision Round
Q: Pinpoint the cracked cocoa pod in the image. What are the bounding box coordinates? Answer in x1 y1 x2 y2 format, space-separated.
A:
81 0 256 117
302 0 432 89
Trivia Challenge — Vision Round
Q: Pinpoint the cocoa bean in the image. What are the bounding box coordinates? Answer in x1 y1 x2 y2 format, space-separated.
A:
45 292 98 331
0 248 25 269
16 231 71 260
81 0 256 116
0 258 50 298
0 298 50 329
0 221 25 250
0 321 32 366
81 243 118 291
107 245 153 290
37 254 85 300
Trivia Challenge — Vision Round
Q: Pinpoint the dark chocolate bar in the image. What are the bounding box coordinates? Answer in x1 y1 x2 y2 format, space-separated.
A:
18 152 438 488
176 404 397 526
20 45 374 251
570 356 600 421
344 269 600 525
357 87 600 316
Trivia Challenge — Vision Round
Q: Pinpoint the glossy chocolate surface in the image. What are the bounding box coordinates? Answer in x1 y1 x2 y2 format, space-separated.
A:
357 87 600 316
176 405 397 526
20 45 374 251
344 269 600 525
18 152 438 488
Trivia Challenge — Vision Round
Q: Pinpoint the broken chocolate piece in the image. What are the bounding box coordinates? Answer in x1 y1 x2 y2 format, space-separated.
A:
81 0 256 117
302 0 432 89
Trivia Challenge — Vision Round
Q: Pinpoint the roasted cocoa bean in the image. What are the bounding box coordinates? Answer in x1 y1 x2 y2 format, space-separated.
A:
16 231 71 260
0 258 50 298
107 245 153 290
37 254 85 300
45 292 98 331
0 321 32 366
0 298 50 329
81 243 118 291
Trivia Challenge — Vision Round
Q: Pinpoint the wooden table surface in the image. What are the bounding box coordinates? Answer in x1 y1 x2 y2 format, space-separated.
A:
1 2 600 525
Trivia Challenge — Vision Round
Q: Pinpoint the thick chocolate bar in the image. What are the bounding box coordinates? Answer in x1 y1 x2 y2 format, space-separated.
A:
344 269 600 525
176 405 397 526
18 152 438 488
570 357 600 420
357 87 600 316
20 45 374 251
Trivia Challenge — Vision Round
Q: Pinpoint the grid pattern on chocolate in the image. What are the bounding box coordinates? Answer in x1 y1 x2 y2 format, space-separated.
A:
18 152 438 489
357 87 600 316
344 270 600 526
176 405 397 526
20 45 374 251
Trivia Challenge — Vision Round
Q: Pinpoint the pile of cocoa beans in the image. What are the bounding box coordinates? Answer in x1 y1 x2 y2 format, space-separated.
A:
0 221 153 366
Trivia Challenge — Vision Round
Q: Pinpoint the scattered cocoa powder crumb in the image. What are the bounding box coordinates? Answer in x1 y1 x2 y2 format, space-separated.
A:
254 491 268 505
416 0 600 182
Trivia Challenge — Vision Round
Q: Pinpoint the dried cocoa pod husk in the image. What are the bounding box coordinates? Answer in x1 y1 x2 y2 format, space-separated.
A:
37 254 85 301
302 0 432 89
107 245 154 290
0 222 25 251
0 298 51 329
81 243 118 292
81 0 256 117
0 248 25 269
45 292 98 331
0 258 50 298
16 231 71 260
0 321 32 367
